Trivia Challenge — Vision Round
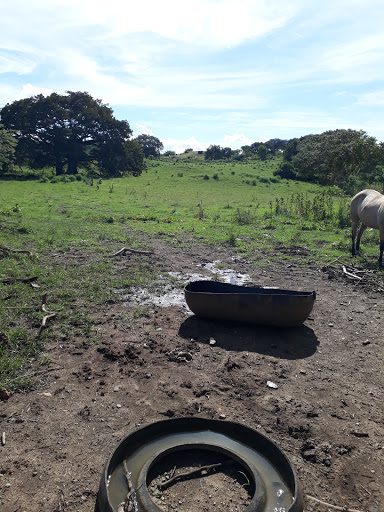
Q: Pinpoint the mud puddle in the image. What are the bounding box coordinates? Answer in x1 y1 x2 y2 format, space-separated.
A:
122 261 252 309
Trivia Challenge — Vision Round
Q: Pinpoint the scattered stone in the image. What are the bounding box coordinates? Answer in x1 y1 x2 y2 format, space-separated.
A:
116 404 122 408
351 431 369 438
0 388 10 400
209 337 217 346
267 381 278 389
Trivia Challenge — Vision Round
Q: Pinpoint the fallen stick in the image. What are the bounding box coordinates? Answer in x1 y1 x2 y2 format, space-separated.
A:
41 293 49 313
323 255 343 268
1 276 38 285
158 460 234 491
37 294 56 336
37 313 56 337
307 495 363 512
0 245 33 258
117 460 135 512
342 265 362 280
111 247 154 257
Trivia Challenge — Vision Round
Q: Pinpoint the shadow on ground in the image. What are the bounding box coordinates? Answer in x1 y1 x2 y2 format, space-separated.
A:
178 316 319 360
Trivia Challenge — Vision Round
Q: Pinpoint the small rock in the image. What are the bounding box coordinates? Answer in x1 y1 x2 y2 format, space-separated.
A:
219 413 226 419
209 337 216 346
116 404 122 408
362 340 370 346
0 388 11 400
113 385 121 392
328 323 334 327
267 381 278 389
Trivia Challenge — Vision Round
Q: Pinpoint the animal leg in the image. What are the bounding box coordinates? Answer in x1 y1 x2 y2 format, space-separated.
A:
356 223 367 253
379 228 384 267
351 219 359 256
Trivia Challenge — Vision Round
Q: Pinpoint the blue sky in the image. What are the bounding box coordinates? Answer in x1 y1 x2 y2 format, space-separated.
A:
2 0 384 153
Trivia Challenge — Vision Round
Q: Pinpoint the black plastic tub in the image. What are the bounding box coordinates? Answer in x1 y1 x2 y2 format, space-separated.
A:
95 417 303 512
185 280 316 327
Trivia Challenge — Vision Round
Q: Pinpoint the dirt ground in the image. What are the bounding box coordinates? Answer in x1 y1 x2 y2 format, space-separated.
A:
0 235 383 512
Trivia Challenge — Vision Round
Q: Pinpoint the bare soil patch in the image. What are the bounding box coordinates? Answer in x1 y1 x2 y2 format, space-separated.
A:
0 235 383 512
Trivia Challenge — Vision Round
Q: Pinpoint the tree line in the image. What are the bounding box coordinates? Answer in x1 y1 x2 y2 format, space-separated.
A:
274 129 384 192
1 91 383 191
0 91 163 178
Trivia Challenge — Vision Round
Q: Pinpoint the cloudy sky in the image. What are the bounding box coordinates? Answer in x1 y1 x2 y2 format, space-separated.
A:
2 0 384 152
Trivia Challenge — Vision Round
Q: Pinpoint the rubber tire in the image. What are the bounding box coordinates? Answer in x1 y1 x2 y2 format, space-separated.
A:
136 442 266 512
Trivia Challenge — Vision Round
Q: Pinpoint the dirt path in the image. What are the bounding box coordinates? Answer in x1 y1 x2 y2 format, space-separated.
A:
0 236 383 512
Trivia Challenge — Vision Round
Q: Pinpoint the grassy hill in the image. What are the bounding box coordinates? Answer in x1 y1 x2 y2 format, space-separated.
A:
0 156 381 390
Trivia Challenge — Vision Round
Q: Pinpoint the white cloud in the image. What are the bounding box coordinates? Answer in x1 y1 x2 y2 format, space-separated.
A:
356 90 384 106
21 84 52 97
221 133 252 148
0 55 36 75
162 133 254 153
133 124 154 137
162 136 209 154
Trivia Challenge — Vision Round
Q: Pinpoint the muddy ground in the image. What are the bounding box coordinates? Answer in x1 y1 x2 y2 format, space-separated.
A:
0 235 383 512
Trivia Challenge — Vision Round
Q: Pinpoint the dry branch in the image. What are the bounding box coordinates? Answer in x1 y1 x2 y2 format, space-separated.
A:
342 266 362 280
0 245 33 258
37 313 56 337
111 247 154 257
307 495 363 512
1 276 38 285
117 460 135 512
158 460 234 491
37 293 56 337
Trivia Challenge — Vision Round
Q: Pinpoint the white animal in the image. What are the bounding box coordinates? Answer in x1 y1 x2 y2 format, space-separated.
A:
350 189 384 266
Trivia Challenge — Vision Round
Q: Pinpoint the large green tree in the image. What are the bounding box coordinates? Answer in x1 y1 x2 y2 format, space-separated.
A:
0 91 144 177
135 134 163 158
205 144 224 160
0 124 17 174
276 129 384 189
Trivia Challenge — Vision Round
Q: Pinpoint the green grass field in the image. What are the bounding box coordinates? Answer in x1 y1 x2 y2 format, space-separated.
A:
0 154 381 391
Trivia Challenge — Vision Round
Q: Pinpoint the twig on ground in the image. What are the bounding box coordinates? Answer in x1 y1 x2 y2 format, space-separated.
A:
117 460 135 512
342 265 362 280
110 247 154 257
158 460 234 491
1 276 38 285
307 495 364 512
323 255 343 268
37 294 56 337
0 245 33 258
41 293 49 312
37 313 56 337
